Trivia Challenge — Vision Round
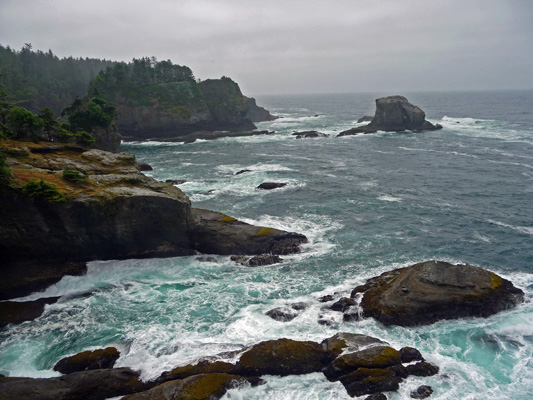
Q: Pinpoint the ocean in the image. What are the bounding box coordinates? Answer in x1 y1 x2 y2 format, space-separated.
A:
1 90 532 399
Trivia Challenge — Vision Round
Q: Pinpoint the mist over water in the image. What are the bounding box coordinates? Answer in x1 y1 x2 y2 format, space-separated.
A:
1 91 533 399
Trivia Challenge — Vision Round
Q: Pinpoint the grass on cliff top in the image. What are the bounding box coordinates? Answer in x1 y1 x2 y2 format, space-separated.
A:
1 139 144 200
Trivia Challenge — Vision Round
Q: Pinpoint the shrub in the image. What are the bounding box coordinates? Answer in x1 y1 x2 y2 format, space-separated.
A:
63 169 87 183
22 179 67 202
0 152 13 186
75 130 95 145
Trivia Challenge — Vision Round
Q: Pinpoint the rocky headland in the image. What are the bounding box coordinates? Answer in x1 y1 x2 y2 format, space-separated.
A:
0 140 307 303
339 95 443 136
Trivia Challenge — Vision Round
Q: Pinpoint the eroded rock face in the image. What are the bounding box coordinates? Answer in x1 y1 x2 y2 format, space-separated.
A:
357 260 524 326
339 96 442 136
0 297 59 328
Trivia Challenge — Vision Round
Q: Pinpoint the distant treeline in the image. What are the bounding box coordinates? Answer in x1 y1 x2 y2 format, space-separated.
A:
0 44 116 114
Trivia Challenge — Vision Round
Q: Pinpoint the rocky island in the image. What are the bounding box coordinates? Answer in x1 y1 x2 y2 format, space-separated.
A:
338 95 442 136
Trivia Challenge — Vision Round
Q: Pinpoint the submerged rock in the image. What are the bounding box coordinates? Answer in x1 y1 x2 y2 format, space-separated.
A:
257 182 287 190
338 96 442 136
53 347 120 374
411 385 434 399
292 131 328 139
231 254 284 267
357 260 524 326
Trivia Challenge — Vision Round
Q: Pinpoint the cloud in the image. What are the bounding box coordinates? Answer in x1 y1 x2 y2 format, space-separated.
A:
1 0 532 94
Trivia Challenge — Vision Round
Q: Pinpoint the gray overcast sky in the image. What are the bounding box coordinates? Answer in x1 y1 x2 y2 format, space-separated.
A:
1 0 532 95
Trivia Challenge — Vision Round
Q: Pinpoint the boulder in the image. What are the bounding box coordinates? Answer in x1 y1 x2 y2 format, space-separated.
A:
257 182 287 190
189 208 307 255
339 368 401 397
411 385 434 399
330 297 357 312
405 362 439 377
338 96 442 136
265 307 298 322
155 361 237 385
322 346 401 382
321 333 389 359
0 297 59 327
399 347 425 363
53 347 120 374
358 260 524 326
138 162 153 171
0 368 146 400
236 338 329 376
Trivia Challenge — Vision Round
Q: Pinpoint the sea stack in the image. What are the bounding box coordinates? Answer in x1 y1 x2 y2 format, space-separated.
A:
339 95 442 136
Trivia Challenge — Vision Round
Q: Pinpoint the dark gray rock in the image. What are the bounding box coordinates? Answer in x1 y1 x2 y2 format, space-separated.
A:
365 393 387 400
406 362 439 377
257 182 287 190
138 162 153 171
266 307 298 322
235 169 251 175
357 115 374 123
339 368 401 397
0 297 60 327
165 179 187 185
399 347 425 363
321 333 389 359
0 368 147 400
330 297 357 312
411 385 434 399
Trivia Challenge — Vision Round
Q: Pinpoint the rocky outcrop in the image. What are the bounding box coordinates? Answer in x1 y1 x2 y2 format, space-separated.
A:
354 260 524 326
53 347 120 374
0 368 147 400
244 96 278 122
0 140 307 300
257 182 287 190
339 96 442 136
188 208 307 255
0 297 59 328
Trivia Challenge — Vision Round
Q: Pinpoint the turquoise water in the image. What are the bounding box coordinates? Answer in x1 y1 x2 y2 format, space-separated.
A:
1 91 533 399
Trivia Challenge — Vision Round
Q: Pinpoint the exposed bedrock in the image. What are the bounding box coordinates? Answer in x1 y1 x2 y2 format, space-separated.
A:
353 260 524 326
339 95 443 136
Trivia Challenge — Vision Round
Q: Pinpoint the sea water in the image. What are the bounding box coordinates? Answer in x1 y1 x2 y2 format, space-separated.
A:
1 91 532 399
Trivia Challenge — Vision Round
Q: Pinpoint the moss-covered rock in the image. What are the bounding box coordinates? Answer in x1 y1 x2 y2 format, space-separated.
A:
322 346 401 382
123 373 260 400
358 260 524 326
236 338 328 376
53 347 120 374
155 361 237 385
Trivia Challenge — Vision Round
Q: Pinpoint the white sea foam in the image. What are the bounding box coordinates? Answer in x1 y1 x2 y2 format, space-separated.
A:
487 219 533 235
377 194 402 202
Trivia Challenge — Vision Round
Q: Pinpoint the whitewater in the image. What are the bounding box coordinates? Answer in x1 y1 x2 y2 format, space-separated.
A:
1 90 532 399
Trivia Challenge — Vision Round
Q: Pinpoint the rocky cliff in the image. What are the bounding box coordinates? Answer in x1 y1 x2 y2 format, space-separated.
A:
89 60 274 140
0 140 307 299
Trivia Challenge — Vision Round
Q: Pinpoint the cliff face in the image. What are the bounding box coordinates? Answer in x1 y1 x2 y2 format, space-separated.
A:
0 142 192 264
100 78 266 140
